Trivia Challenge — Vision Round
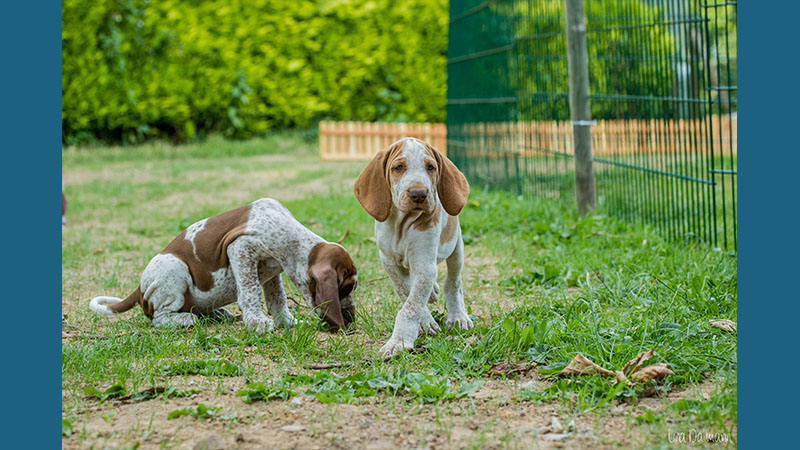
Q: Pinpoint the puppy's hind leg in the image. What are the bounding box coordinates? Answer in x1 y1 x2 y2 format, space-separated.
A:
141 254 197 329
151 299 197 328
443 237 473 330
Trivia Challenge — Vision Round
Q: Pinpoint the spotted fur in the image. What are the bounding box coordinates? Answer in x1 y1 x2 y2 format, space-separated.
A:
89 198 358 332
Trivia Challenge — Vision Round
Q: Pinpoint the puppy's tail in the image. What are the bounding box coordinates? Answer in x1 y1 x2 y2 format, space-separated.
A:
90 288 142 315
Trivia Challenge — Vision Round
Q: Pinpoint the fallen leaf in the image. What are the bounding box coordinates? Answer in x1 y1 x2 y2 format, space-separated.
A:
622 349 655 376
559 354 615 378
629 363 674 382
558 350 673 385
614 370 632 386
709 319 736 333
487 361 530 377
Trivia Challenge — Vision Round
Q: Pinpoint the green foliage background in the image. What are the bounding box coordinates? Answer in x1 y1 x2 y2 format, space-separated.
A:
62 0 447 144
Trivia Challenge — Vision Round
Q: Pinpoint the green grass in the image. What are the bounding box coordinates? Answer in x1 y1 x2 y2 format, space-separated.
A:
452 149 738 253
62 131 737 448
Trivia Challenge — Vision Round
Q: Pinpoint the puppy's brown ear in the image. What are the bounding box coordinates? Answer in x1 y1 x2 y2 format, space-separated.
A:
308 265 345 332
430 144 470 216
354 149 392 222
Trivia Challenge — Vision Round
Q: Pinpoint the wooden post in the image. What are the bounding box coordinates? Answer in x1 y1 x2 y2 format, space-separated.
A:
564 0 596 214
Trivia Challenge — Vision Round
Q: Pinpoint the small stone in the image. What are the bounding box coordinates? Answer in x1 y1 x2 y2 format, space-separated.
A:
281 425 307 432
193 434 224 450
290 397 303 406
610 405 625 416
544 433 570 442
550 416 564 434
520 380 542 391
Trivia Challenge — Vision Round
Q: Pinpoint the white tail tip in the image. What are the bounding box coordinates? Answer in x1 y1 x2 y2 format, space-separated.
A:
89 296 122 315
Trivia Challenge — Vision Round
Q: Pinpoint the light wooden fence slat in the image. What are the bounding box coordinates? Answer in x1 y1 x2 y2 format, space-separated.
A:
318 117 735 161
319 121 447 161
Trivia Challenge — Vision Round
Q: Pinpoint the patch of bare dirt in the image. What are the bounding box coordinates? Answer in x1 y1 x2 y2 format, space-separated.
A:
63 375 728 450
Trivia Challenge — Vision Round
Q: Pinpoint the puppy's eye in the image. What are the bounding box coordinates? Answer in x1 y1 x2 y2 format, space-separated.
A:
427 164 436 171
393 165 404 172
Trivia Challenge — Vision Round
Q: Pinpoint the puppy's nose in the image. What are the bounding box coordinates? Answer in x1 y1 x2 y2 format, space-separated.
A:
409 189 428 203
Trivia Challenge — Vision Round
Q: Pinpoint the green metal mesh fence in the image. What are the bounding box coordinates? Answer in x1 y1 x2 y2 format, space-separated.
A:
446 0 737 252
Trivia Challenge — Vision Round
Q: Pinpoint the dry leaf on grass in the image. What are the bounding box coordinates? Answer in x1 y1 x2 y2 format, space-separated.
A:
487 361 530 377
709 319 737 333
558 354 616 378
559 351 673 385
614 371 631 385
621 349 655 376
629 363 674 382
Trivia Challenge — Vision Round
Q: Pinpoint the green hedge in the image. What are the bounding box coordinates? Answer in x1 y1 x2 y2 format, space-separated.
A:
62 0 447 143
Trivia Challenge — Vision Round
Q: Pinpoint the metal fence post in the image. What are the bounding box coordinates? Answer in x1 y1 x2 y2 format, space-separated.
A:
563 0 596 214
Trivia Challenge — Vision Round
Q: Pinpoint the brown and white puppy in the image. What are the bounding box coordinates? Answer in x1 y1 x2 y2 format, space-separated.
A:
355 137 472 358
89 198 357 333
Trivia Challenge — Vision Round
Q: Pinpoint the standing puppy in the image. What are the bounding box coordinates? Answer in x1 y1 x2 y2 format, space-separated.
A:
355 138 472 358
89 198 357 333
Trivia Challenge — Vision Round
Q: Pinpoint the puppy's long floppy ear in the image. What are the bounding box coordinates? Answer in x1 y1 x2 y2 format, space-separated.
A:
354 149 392 222
308 265 345 332
429 143 470 216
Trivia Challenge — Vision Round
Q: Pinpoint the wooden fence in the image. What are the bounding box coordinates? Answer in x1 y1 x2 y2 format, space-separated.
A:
319 116 736 160
452 116 736 157
319 121 447 161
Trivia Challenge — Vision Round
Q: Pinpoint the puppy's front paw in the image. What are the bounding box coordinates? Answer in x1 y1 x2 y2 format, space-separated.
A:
379 337 415 360
244 315 275 334
445 311 474 330
419 308 440 336
273 312 297 329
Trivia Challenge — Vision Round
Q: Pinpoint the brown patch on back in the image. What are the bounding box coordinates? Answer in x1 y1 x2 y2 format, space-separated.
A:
161 204 252 292
440 213 459 245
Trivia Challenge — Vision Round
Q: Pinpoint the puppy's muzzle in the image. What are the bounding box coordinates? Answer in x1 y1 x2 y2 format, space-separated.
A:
409 188 428 205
